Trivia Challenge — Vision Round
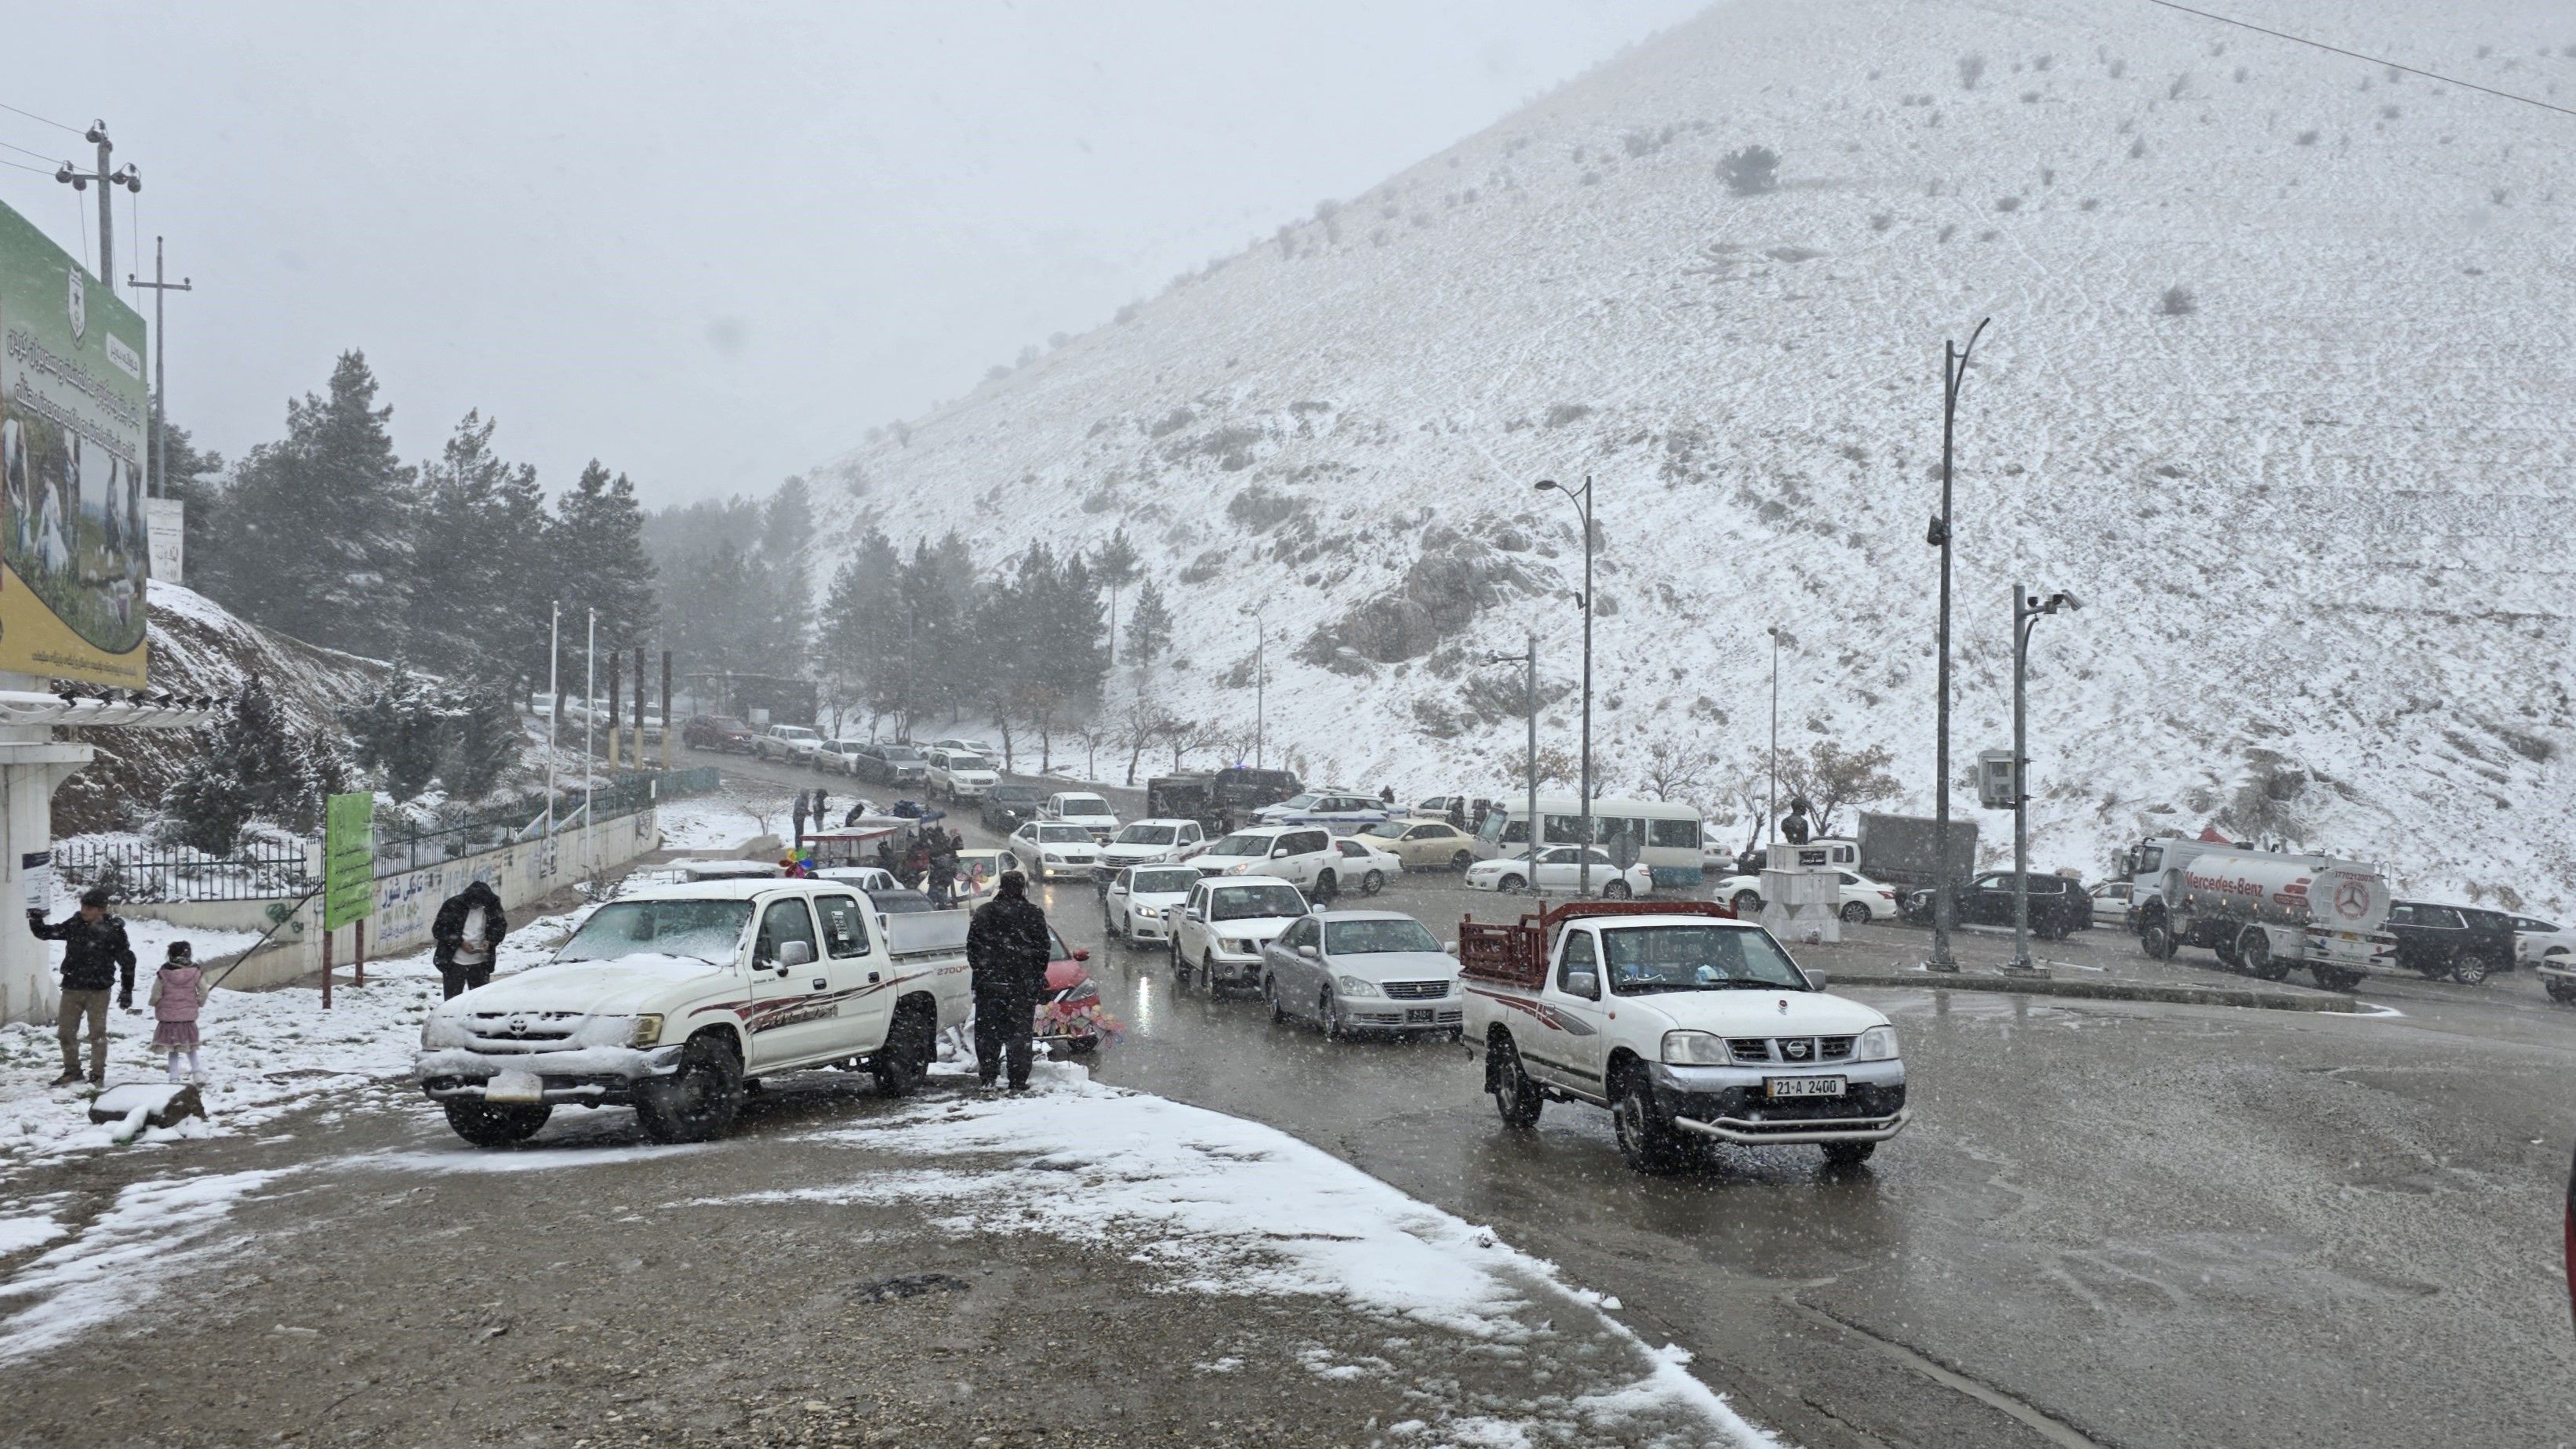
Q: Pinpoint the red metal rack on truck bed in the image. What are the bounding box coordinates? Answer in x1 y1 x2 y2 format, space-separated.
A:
1456 899 1739 990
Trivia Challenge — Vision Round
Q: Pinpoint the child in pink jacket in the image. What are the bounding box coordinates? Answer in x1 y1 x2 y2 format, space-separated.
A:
147 942 205 1084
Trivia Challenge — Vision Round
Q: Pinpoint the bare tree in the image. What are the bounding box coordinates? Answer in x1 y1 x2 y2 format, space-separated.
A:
1636 739 1713 801
1074 715 1114 782
1116 695 1181 786
1778 741 1901 837
1500 744 1580 790
1717 753 1769 854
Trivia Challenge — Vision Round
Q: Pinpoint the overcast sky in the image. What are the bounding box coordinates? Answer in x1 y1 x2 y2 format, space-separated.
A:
0 2 1702 508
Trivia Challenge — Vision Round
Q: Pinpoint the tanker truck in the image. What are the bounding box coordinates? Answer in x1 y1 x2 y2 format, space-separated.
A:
2130 844 2397 991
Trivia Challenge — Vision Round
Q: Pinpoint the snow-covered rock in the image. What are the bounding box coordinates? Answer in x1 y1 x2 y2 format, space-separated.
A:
802 0 2576 913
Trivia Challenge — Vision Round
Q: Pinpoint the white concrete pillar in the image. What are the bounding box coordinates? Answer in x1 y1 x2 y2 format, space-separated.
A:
0 669 93 1024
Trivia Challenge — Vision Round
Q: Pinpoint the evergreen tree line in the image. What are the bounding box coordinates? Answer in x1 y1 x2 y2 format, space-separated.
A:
809 526 1171 774
180 350 659 690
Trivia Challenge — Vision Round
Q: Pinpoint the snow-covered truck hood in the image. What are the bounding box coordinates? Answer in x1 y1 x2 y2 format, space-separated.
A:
1204 914 1306 943
443 954 738 1018
1335 950 1459 985
1625 989 1889 1037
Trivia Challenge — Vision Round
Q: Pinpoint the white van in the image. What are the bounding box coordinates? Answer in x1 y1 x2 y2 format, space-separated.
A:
1472 796 1707 888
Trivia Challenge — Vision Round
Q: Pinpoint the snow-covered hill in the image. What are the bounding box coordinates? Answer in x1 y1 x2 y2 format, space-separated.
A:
52 585 395 835
805 0 2576 911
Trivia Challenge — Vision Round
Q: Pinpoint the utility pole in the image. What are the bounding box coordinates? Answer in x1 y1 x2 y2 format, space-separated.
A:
545 603 560 835
1484 633 1541 896
584 608 598 837
53 122 138 293
1242 603 1267 769
1768 626 1782 846
1537 476 1596 897
2008 585 2079 974
125 237 191 499
1927 318 1991 972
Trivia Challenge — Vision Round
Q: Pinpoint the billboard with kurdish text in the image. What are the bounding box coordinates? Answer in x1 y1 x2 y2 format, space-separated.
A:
0 201 147 686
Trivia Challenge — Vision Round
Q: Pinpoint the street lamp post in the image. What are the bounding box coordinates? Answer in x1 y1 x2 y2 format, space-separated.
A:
1927 318 1991 972
1483 634 1540 897
1767 626 1782 847
2008 583 2080 974
1241 604 1267 769
1535 476 1594 896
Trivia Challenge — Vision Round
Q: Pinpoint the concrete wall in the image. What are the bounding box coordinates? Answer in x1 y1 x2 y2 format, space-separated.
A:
118 808 663 996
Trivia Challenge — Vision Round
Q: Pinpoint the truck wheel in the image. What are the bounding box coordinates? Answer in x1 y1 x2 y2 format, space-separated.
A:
1490 1036 1542 1129
1361 870 1385 896
2311 965 2363 992
1840 902 1869 924
1601 881 1633 900
1822 1141 1877 1171
1731 889 1762 914
634 1033 744 1143
441 1099 551 1148
1451 850 1476 870
1611 1068 1686 1174
2545 979 2575 1004
1313 870 1338 902
872 1001 933 1097
1201 950 1222 996
2239 927 2289 981
2451 951 2497 986
2141 917 2176 960
1499 873 1527 893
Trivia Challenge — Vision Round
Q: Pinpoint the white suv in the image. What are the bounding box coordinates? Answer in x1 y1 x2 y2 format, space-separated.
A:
1168 874 1312 991
927 747 1000 801
755 724 824 763
1099 818 1208 872
1190 826 1345 897
1041 792 1121 841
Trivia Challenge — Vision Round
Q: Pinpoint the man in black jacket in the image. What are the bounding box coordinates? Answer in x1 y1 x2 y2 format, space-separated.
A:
965 870 1052 1091
430 881 509 1000
29 887 136 1086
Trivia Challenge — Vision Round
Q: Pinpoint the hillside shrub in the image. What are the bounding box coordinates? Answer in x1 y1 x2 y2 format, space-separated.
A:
2160 285 2197 315
1959 54 1986 89
1718 146 1780 196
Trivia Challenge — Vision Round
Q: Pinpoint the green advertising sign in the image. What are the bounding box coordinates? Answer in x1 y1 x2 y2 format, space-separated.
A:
0 199 151 686
323 792 375 929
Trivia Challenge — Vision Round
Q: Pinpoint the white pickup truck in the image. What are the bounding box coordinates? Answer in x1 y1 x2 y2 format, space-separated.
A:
1459 901 1908 1172
416 879 971 1146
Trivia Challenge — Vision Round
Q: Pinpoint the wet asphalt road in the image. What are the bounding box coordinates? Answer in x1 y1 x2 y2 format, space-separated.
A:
707 749 2576 1445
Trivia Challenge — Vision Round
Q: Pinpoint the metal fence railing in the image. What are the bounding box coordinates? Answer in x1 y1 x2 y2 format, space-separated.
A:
55 838 319 905
60 767 725 904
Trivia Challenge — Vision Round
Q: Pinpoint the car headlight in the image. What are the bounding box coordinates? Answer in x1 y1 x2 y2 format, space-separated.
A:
630 1014 665 1048
1223 938 1255 954
1335 975 1383 997
1224 862 1252 875
1044 853 1064 864
1662 1030 1728 1066
420 1015 467 1050
1853 1025 1899 1062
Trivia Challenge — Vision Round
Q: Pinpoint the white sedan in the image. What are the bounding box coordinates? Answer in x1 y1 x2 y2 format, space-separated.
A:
1008 822 1102 882
1326 836 1403 895
1709 869 1900 924
1463 846 1651 899
1103 863 1201 946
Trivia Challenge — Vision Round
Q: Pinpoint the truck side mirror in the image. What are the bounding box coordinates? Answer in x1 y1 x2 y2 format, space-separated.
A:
1804 968 1829 990
778 939 815 968
1560 968 1599 1000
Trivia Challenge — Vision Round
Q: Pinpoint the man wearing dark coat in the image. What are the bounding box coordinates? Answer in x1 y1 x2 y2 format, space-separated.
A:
965 870 1052 1091
431 881 509 999
29 887 136 1086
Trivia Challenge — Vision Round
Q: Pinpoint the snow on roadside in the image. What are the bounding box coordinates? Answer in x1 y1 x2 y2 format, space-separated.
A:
718 1063 1779 1448
0 910 588 1181
656 791 786 852
0 1168 290 1363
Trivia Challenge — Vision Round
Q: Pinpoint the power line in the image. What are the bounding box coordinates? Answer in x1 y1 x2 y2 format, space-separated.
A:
0 100 82 136
0 156 54 177
0 136 62 165
2142 0 2576 120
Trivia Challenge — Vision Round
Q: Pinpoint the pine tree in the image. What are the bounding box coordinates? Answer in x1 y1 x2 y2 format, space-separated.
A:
341 672 449 800
1095 526 1139 669
553 461 659 652
412 412 553 681
151 420 226 597
820 528 906 732
205 352 417 657
1125 579 1174 676
161 676 329 852
440 680 526 798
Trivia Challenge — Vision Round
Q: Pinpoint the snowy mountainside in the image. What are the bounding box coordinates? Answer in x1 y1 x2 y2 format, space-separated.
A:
52 584 397 834
808 0 2576 910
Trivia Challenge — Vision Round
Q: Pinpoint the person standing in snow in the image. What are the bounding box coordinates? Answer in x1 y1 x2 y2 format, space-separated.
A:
965 870 1052 1092
29 887 136 1087
148 942 207 1084
791 791 811 849
430 881 508 1000
810 787 828 830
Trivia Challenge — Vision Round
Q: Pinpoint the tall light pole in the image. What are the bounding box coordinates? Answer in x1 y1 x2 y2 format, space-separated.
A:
1241 603 1267 769
1535 476 1594 896
1927 318 1991 972
125 237 191 499
1767 625 1782 847
2007 585 2079 974
1484 633 1539 895
545 601 560 835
